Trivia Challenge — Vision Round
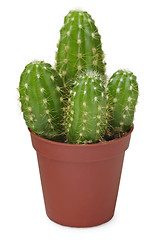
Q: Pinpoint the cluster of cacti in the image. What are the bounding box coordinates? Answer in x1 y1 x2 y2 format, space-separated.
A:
19 10 138 143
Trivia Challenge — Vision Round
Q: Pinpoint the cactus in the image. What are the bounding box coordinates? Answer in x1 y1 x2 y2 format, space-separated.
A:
65 71 108 144
56 10 106 86
19 61 64 139
107 69 138 133
18 11 139 144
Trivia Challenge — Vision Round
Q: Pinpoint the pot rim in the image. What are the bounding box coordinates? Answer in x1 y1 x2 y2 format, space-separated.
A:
29 126 133 148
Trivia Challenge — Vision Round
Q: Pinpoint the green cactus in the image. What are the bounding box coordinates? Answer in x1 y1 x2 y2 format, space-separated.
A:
65 71 108 144
19 61 64 139
56 10 106 87
107 69 138 133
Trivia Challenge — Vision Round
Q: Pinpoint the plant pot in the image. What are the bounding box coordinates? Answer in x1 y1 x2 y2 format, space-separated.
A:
29 127 133 227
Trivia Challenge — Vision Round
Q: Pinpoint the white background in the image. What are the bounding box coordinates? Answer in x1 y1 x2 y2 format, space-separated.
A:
0 0 157 239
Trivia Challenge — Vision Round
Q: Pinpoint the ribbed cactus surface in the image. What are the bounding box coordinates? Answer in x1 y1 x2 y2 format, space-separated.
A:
18 10 139 144
107 70 138 132
19 61 64 139
65 71 107 144
56 10 106 86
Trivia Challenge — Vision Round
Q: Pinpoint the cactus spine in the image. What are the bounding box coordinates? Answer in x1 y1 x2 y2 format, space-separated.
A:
107 70 138 132
19 61 64 139
56 10 106 86
65 71 107 144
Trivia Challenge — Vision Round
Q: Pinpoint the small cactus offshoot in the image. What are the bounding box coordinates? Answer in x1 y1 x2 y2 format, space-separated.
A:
56 10 106 86
107 70 138 133
19 61 64 139
65 71 108 144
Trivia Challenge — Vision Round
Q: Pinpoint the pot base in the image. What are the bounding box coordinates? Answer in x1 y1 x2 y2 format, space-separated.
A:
46 210 114 228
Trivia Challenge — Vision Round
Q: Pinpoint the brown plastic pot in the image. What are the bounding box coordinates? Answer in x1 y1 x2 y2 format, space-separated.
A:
29 127 133 227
